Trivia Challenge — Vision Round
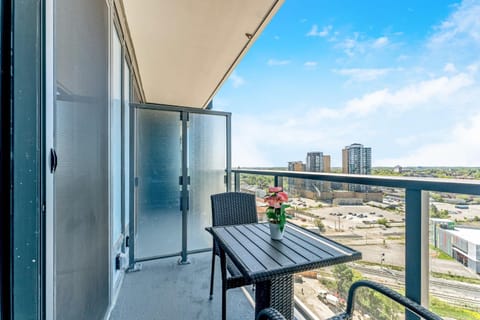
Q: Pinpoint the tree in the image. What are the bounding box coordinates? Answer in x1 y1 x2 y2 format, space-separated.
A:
431 208 449 219
332 264 354 297
430 193 444 202
314 218 326 233
377 218 389 227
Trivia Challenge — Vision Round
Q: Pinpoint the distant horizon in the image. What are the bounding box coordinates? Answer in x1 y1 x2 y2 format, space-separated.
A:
216 0 480 168
237 165 480 169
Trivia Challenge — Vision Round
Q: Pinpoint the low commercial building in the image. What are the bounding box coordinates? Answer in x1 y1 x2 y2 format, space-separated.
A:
431 219 480 274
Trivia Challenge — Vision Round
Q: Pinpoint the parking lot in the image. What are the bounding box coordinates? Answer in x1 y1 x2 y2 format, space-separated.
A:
431 202 480 222
290 203 404 233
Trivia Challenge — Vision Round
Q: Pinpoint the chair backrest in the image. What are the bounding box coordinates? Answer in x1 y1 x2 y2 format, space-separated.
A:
211 192 258 227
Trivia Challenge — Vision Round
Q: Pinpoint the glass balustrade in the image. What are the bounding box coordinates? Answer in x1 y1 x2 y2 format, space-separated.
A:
233 169 480 320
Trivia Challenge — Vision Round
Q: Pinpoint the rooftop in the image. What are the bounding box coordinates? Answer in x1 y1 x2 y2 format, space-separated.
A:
448 227 480 245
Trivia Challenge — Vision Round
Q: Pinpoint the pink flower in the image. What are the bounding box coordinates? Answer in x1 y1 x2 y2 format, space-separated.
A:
264 186 288 210
277 192 288 202
266 198 278 208
268 186 283 193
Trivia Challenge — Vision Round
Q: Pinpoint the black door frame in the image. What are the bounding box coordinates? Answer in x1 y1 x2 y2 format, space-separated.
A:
1 0 45 319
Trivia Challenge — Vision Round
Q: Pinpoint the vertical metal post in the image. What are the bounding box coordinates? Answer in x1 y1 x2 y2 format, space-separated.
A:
179 111 190 265
120 44 126 253
405 188 428 320
0 2 13 318
127 104 141 272
420 191 430 307
225 114 232 192
44 0 55 316
234 172 240 192
274 175 279 187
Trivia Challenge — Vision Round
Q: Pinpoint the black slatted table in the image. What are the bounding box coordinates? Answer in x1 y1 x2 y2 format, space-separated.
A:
207 222 362 319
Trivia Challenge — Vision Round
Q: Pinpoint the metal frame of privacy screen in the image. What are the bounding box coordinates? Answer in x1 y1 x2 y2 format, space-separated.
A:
128 102 232 270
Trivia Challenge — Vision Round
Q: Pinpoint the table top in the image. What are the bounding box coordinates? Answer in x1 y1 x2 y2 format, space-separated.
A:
207 222 362 282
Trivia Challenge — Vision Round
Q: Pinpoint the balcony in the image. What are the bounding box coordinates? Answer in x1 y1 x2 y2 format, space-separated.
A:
105 168 480 320
4 1 480 320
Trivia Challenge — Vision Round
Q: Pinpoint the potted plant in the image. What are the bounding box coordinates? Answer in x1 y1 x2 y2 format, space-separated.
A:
264 186 290 240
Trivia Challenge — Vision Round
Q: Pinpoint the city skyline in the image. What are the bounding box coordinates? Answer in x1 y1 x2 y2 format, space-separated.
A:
215 0 480 168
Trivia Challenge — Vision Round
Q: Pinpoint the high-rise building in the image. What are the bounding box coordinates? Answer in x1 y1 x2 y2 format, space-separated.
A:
342 143 371 174
306 152 324 172
342 143 372 191
323 155 331 173
287 161 305 196
305 152 331 193
342 148 348 174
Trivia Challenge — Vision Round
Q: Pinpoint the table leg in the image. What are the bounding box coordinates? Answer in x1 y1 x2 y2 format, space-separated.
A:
255 275 294 320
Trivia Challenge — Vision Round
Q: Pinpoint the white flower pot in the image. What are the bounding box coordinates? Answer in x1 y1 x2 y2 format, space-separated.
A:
269 222 285 240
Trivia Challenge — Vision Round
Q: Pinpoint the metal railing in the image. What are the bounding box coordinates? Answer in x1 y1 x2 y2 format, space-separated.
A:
232 168 480 319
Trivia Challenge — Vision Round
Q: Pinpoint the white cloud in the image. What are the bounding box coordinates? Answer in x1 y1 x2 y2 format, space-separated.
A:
229 71 245 88
300 72 474 119
306 24 332 37
337 32 390 57
467 62 479 73
337 34 392 56
232 119 271 167
304 61 318 68
377 112 480 166
231 112 358 167
334 68 397 82
430 0 480 45
443 62 457 73
267 59 291 66
372 36 389 48
338 33 360 56
344 73 475 115
229 71 479 167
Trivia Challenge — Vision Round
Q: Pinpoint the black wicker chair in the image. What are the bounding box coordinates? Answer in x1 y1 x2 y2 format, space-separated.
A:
256 280 443 320
209 192 259 320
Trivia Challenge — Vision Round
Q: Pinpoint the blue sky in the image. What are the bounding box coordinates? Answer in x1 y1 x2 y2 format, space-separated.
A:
215 0 480 167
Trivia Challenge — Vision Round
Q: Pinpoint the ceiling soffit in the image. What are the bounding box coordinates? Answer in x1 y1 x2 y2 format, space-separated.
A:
121 0 283 108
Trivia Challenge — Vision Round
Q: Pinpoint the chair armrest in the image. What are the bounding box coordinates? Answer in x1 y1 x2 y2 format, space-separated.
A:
256 308 287 320
257 281 442 320
345 280 442 320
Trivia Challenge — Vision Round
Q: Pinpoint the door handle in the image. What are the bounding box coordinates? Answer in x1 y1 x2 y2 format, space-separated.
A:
50 148 58 173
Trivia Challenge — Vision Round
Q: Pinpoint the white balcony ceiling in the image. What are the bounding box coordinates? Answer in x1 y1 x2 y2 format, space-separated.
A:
121 0 283 108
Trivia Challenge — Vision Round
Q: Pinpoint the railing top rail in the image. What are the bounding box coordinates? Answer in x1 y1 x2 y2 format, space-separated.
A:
232 168 480 195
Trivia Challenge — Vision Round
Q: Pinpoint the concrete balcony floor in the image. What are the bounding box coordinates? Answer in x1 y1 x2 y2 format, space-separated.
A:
109 252 255 320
